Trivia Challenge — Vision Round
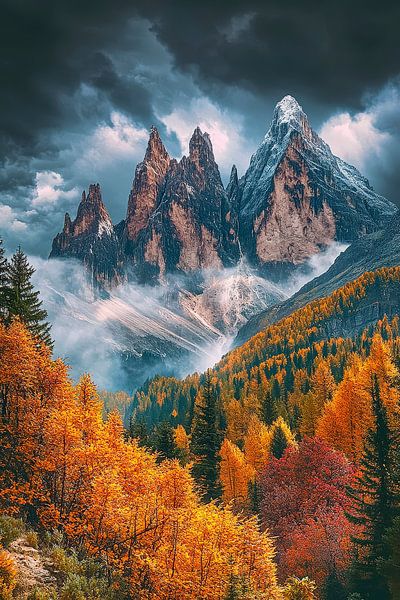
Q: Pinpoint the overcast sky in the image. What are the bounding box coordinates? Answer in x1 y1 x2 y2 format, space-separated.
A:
1 0 400 256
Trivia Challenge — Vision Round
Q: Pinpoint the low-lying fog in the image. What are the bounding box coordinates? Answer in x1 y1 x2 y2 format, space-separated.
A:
31 242 347 392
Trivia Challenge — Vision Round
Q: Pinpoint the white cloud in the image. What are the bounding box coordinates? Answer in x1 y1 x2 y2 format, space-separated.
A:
0 204 28 232
76 112 148 172
159 97 253 179
284 242 349 296
32 171 79 207
320 111 390 170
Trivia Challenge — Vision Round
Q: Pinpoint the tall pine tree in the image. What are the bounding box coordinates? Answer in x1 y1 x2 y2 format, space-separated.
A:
270 424 289 459
0 239 8 321
347 374 398 599
152 421 179 462
190 370 221 501
6 247 52 346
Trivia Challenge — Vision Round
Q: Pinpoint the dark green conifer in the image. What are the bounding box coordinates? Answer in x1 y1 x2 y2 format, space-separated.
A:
270 424 289 459
190 370 221 501
6 247 52 346
262 390 276 425
152 421 178 462
347 375 398 599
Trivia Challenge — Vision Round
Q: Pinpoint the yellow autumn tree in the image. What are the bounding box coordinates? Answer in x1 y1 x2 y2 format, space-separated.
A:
317 335 399 462
225 398 248 444
300 359 335 437
243 415 271 474
219 438 254 510
0 320 283 600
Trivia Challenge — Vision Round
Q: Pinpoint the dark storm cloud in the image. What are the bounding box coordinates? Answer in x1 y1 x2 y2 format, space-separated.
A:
143 0 400 115
0 0 153 160
2 0 399 161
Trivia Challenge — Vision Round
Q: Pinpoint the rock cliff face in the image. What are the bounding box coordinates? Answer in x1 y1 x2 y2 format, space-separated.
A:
123 127 238 282
124 126 171 244
235 210 400 345
50 96 396 286
237 95 396 276
49 183 122 287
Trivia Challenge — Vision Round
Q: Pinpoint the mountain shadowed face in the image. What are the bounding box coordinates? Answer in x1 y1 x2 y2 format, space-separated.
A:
0 0 400 255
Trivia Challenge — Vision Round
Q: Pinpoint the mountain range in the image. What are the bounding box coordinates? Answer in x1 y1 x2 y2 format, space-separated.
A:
47 95 399 389
50 96 396 286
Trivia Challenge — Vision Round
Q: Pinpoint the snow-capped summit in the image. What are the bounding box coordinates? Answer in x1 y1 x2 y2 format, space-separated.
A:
265 95 315 147
237 95 396 276
272 95 305 126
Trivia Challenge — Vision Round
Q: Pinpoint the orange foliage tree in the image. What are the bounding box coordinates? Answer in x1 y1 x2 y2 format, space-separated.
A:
317 335 399 462
0 319 282 599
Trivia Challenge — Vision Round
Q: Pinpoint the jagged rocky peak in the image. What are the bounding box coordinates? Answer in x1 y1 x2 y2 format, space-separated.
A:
263 95 318 150
54 183 113 241
271 95 307 127
237 94 396 276
188 127 216 170
50 183 121 286
50 96 397 289
125 126 171 242
128 123 238 280
227 164 239 191
145 125 170 162
226 165 241 223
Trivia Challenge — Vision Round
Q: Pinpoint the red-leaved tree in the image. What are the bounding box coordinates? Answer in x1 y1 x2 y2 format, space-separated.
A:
260 437 355 589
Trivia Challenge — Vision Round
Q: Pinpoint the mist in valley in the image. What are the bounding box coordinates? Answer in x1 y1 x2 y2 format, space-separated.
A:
31 240 347 392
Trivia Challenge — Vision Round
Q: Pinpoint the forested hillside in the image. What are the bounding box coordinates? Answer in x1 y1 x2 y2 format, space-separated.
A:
1 241 400 599
132 267 400 434
128 267 400 598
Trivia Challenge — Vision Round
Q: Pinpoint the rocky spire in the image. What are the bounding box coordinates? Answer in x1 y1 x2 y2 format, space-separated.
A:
62 212 73 235
226 165 240 209
125 127 171 242
74 183 113 237
189 127 216 170
227 165 239 193
49 183 121 286
145 126 170 163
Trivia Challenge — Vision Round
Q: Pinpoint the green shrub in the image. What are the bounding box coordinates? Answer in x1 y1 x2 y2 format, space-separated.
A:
0 515 24 548
42 529 64 549
49 546 81 575
60 573 118 600
26 587 57 600
25 530 39 549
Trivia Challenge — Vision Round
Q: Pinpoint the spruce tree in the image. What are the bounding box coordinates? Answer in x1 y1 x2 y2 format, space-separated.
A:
129 417 149 447
190 370 221 501
270 424 289 459
346 375 398 599
152 421 178 462
262 390 276 425
383 517 400 597
0 238 8 321
6 247 52 346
